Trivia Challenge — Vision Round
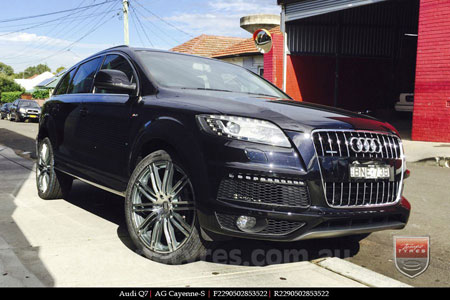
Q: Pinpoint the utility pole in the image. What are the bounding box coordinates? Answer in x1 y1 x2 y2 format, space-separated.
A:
123 0 129 45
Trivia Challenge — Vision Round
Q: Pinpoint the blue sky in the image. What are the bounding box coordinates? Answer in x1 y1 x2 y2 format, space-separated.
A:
0 0 280 72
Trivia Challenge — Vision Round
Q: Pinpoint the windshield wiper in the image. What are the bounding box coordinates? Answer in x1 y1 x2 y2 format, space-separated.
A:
180 87 234 93
243 92 282 98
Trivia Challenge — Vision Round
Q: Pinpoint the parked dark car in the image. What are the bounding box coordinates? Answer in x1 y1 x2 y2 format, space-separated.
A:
36 46 410 264
0 102 12 120
9 99 41 122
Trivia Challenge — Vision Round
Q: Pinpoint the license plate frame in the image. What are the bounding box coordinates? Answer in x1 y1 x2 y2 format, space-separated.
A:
349 165 391 180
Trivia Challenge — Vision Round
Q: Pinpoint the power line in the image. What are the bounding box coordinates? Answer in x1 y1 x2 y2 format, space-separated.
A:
0 0 117 23
12 11 118 66
131 3 182 46
1 2 120 61
130 5 154 47
133 0 194 38
129 5 148 47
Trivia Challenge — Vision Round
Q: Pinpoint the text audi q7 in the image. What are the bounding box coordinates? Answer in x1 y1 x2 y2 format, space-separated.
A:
36 46 410 264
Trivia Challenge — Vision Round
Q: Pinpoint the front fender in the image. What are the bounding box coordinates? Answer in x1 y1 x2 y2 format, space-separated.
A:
128 116 211 206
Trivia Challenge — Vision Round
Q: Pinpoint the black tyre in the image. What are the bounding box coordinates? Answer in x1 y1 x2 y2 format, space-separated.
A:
8 113 13 121
125 150 207 264
14 113 21 122
36 137 73 200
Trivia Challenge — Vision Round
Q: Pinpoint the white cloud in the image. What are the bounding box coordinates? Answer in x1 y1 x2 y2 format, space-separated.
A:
164 0 281 38
0 32 115 72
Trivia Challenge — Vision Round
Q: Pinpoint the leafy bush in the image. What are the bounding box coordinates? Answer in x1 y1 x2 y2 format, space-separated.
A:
32 89 50 99
0 73 24 94
1 91 23 103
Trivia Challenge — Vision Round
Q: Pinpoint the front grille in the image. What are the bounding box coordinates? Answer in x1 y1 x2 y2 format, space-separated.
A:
215 213 305 236
217 177 310 208
313 130 402 159
312 130 404 208
325 180 398 206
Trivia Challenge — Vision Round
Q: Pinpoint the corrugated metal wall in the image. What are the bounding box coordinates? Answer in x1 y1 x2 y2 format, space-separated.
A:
286 0 418 57
285 0 388 21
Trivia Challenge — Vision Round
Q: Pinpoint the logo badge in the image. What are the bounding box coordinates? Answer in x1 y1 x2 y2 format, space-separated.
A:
394 236 430 278
349 137 382 154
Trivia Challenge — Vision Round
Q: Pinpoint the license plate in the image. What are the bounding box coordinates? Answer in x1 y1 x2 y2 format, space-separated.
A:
350 165 390 179
29 115 38 118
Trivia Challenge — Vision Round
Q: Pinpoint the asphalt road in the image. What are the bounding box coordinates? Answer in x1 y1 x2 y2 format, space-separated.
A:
0 119 448 286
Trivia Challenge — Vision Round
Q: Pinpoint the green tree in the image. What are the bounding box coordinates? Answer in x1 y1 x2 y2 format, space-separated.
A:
22 64 51 78
0 62 14 76
55 66 65 74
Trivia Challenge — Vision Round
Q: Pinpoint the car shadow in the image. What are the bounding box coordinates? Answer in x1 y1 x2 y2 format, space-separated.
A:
0 143 54 286
0 128 37 159
65 180 361 267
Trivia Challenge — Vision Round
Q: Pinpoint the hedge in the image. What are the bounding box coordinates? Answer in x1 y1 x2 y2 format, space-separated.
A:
1 91 23 103
32 89 50 99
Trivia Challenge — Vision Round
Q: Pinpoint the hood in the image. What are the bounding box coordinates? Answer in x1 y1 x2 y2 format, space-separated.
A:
158 88 398 135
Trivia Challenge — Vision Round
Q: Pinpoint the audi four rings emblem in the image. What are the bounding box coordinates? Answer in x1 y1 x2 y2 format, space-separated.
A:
349 137 382 153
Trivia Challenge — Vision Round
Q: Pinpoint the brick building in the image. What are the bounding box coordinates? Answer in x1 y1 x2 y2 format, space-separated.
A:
276 0 449 142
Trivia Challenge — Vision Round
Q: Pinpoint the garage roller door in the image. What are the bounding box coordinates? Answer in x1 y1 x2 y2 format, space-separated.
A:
285 0 388 22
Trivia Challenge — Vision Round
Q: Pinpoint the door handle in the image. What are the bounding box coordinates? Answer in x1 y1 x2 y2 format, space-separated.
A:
80 107 88 117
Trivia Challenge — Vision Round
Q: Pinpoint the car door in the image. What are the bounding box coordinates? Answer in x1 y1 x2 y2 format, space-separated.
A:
57 56 105 180
79 53 139 190
47 67 84 173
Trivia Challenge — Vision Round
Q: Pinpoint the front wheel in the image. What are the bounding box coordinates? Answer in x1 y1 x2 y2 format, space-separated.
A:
125 150 207 264
36 137 73 199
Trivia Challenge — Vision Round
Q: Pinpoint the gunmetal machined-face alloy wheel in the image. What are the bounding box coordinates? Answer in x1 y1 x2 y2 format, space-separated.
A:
130 160 196 254
37 142 52 193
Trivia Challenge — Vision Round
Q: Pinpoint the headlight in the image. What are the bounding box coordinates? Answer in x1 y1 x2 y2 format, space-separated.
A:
196 114 291 148
19 108 26 113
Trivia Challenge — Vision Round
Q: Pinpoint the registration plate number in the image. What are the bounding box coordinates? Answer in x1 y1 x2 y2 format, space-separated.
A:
350 165 390 179
29 115 38 118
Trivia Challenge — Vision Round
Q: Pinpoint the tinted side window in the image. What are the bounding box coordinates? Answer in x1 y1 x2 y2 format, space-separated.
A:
54 69 76 95
96 54 136 94
68 57 102 94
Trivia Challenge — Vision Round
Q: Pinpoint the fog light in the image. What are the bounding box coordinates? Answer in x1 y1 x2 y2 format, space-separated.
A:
236 216 257 232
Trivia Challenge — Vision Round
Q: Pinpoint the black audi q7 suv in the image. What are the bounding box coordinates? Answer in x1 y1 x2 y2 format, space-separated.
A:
36 46 410 264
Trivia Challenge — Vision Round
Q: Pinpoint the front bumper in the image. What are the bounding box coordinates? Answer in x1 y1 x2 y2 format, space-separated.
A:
195 129 410 242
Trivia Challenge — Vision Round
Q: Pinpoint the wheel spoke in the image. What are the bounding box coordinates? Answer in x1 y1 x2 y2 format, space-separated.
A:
137 211 158 233
170 175 188 198
133 202 156 213
41 144 49 164
135 181 157 202
163 217 177 252
173 212 192 233
172 200 195 211
150 220 163 249
170 216 190 237
149 164 162 195
162 161 174 195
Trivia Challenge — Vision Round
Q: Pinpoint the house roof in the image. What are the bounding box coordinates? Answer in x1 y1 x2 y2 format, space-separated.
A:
14 71 54 91
211 26 282 58
170 34 247 58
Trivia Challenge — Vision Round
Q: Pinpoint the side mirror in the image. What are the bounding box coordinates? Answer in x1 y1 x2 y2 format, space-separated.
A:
94 69 136 93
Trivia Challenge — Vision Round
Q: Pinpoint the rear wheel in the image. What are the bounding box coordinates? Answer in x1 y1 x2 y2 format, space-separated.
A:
36 137 73 199
125 150 207 264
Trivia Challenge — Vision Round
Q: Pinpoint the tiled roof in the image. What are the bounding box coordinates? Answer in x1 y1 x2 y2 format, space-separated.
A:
170 34 247 58
211 26 282 58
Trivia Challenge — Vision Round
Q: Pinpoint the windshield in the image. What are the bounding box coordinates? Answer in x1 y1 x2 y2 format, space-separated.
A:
137 51 288 99
20 101 40 108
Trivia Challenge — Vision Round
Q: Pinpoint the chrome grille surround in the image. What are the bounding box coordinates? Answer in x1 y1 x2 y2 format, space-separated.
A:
312 129 405 208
